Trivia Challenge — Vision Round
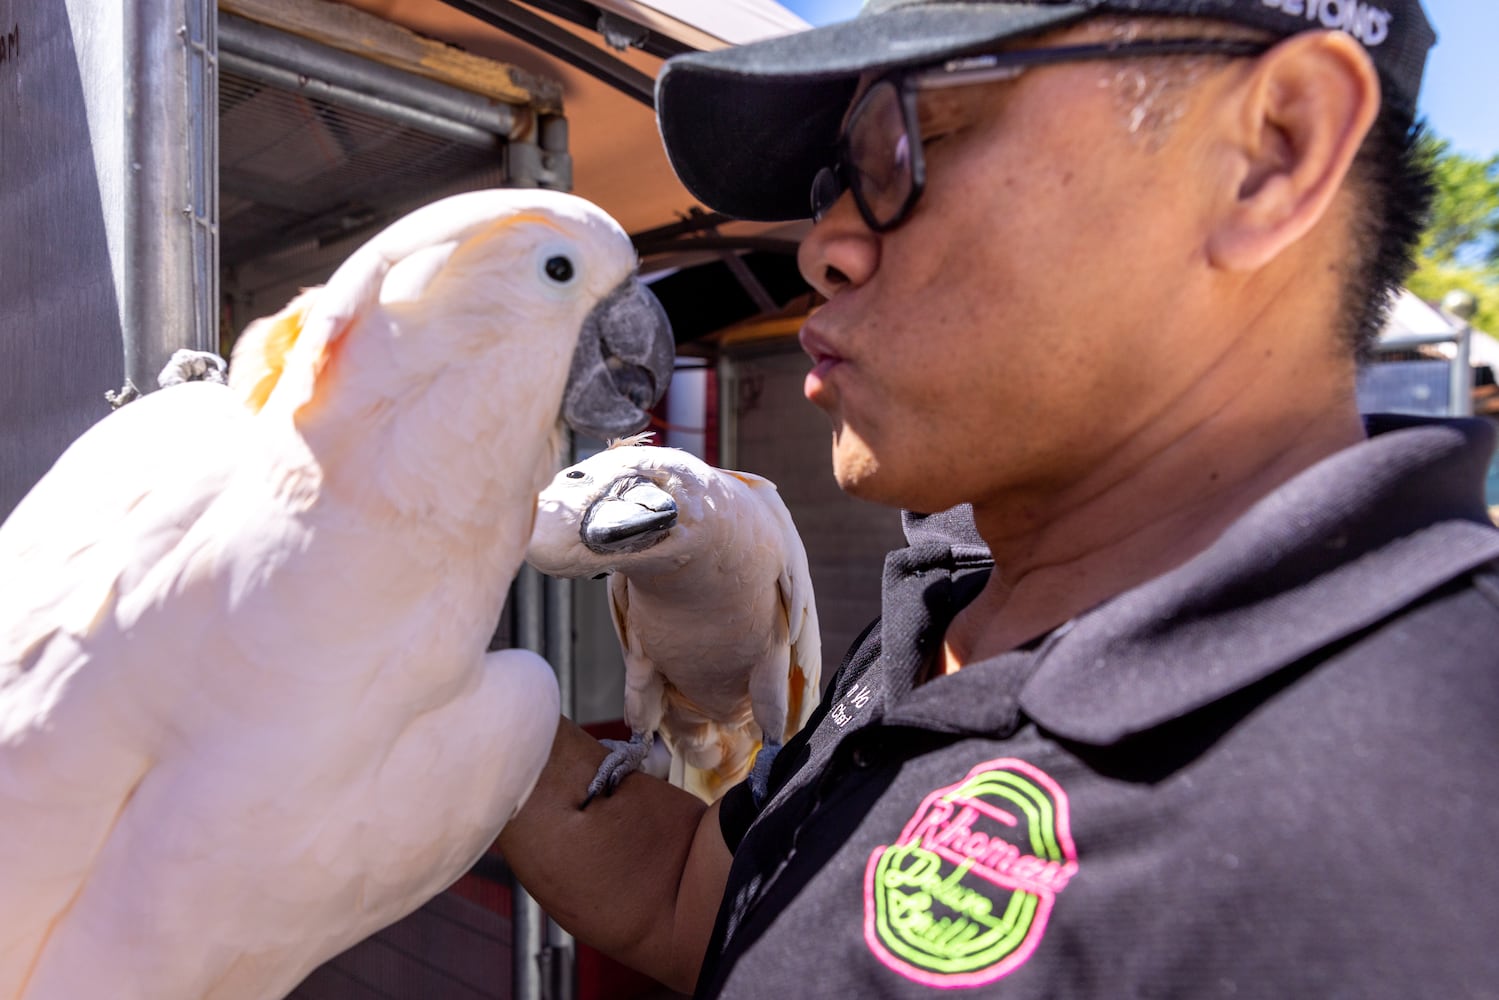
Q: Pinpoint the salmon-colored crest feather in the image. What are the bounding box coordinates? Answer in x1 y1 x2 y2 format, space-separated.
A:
231 291 315 414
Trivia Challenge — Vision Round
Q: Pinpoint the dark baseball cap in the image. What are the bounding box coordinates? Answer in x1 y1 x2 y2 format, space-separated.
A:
655 0 1436 223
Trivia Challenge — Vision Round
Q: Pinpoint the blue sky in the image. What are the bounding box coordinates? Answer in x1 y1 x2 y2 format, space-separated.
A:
779 0 1498 159
1418 0 1499 158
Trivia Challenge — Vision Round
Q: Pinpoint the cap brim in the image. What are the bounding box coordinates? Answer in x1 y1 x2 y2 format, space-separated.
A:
656 2 1092 223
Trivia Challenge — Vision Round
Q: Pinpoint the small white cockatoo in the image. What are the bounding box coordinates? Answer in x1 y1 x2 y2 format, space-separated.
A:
0 189 673 1000
526 436 821 805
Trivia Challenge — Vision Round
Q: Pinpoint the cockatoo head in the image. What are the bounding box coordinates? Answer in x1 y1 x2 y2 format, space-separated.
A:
228 189 674 443
527 434 722 576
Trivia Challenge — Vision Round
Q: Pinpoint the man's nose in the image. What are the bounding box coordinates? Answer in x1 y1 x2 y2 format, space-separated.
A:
797 190 880 298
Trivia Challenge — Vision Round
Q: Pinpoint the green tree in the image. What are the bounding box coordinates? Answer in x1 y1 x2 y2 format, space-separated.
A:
1407 135 1499 334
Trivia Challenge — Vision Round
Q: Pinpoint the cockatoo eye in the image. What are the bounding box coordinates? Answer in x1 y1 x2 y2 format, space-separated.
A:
566 470 585 480
543 255 575 284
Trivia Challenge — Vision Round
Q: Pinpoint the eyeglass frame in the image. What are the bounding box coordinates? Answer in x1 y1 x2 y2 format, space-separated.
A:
809 37 1274 233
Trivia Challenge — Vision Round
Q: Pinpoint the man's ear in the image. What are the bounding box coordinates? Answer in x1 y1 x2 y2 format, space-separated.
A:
1205 30 1381 272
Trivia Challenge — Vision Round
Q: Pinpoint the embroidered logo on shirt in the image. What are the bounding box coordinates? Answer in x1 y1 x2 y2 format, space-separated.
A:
863 758 1078 988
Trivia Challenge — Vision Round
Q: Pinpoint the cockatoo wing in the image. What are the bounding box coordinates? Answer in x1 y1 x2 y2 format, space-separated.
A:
660 468 821 803
0 381 249 998
722 469 822 738
190 646 560 1000
0 380 248 608
605 572 670 741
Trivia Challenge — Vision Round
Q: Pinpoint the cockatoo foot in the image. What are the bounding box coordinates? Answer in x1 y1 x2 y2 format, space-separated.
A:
581 733 654 808
748 738 784 807
157 349 229 388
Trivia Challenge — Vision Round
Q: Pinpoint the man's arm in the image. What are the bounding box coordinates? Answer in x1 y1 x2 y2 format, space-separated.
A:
496 717 733 993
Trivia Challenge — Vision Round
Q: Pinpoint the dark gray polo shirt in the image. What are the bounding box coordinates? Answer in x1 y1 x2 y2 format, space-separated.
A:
700 415 1499 998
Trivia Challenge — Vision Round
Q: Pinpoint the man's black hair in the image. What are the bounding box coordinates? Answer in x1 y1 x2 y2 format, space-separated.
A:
1344 106 1435 361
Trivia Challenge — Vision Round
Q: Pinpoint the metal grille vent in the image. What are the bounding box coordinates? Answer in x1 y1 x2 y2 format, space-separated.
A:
218 68 504 269
214 11 547 273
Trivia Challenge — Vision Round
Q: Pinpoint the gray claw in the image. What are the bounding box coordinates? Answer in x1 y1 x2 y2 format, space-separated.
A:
105 381 141 409
157 349 228 388
581 733 654 808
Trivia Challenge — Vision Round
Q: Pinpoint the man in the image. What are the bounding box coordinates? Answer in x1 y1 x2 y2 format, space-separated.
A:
500 0 1499 995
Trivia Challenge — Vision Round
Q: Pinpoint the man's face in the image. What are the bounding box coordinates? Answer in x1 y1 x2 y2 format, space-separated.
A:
797 33 1239 517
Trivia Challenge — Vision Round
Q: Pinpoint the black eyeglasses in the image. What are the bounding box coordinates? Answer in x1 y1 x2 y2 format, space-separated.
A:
810 38 1272 233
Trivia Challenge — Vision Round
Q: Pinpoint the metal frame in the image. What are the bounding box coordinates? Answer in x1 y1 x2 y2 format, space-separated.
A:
633 210 804 323
1368 327 1474 417
441 0 669 106
0 0 220 517
511 539 580 1000
218 12 523 145
123 0 220 396
517 0 693 60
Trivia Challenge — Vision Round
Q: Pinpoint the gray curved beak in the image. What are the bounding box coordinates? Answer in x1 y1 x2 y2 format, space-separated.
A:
581 476 678 554
564 276 674 441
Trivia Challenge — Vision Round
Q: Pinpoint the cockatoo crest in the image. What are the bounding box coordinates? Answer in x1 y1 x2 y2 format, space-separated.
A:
230 289 319 415
606 431 658 449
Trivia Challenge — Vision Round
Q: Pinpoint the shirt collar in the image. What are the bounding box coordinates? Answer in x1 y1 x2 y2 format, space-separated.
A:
1019 416 1499 744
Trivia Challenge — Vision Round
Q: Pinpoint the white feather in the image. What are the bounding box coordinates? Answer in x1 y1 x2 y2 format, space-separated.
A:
0 188 650 999
527 442 822 802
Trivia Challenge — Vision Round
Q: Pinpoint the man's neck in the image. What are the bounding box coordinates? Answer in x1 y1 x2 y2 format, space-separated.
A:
938 398 1367 675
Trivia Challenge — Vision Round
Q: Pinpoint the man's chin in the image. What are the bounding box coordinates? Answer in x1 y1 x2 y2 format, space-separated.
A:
831 451 877 496
830 446 902 507
832 445 964 514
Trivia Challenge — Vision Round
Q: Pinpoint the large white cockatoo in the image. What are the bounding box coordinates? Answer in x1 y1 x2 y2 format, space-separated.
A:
0 189 673 1000
526 436 820 805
